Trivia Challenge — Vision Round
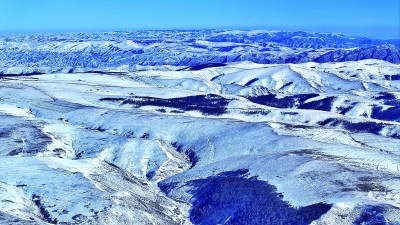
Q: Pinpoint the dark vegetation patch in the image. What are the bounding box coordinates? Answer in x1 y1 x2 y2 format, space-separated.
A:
76 71 128 75
159 169 332 225
7 148 25 156
93 127 106 132
0 71 45 78
248 94 319 109
32 194 57 224
247 93 347 115
384 75 400 81
242 109 271 116
98 97 125 102
100 94 230 116
0 124 52 157
71 214 88 223
356 182 388 192
375 93 397 101
374 92 400 106
244 78 259 86
0 130 10 138
210 74 225 82
279 81 295 90
337 103 357 114
177 63 227 71
371 106 400 122
318 118 397 138
140 133 150 139
156 108 166 113
171 142 198 168
144 154 166 180
354 206 388 225
146 171 156 180
298 96 336 111
281 111 299 115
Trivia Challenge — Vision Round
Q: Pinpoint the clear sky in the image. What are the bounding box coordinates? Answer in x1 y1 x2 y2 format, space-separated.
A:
0 0 399 39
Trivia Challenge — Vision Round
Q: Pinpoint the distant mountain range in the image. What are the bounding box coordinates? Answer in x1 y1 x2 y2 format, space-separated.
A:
0 30 399 72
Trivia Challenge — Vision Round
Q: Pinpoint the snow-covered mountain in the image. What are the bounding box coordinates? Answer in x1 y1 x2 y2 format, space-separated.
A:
0 30 399 71
1 54 400 224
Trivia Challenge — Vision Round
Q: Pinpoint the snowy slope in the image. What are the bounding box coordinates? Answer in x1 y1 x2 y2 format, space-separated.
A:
1 58 400 224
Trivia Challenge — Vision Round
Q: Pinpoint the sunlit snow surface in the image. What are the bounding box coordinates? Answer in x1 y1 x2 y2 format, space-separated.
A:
1 59 400 224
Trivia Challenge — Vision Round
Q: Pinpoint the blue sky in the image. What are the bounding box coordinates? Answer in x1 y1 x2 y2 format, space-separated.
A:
0 0 399 38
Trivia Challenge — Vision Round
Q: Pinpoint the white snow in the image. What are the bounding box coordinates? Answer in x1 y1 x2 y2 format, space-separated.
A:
0 59 400 224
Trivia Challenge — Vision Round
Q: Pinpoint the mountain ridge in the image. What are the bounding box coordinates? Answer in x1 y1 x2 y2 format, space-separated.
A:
0 30 399 70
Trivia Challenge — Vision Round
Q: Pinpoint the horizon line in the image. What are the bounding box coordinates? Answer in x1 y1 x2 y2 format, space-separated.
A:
0 28 398 40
